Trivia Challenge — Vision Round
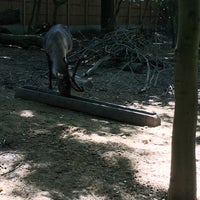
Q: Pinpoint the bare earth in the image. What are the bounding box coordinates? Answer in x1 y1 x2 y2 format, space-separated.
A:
0 44 199 200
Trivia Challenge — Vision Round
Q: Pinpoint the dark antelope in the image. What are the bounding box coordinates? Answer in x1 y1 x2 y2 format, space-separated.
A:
43 24 85 96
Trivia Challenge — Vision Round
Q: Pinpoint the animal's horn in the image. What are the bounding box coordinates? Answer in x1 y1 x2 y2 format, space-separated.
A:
65 57 84 92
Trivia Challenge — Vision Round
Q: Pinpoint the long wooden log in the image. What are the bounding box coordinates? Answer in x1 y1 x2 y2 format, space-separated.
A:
0 33 42 48
15 86 161 127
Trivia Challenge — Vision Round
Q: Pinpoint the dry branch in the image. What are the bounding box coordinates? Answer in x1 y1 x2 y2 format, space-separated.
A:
84 55 111 76
70 28 173 92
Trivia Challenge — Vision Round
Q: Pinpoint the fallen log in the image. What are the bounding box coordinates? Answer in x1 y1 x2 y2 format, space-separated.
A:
0 33 42 48
15 86 161 127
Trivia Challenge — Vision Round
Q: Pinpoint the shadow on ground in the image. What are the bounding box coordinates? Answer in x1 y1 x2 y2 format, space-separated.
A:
0 92 167 200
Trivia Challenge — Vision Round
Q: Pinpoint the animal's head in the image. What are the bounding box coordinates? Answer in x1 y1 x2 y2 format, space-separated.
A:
56 70 71 97
67 58 93 91
57 57 86 96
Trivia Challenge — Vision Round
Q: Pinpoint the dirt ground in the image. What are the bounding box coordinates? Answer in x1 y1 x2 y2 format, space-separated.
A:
0 41 200 200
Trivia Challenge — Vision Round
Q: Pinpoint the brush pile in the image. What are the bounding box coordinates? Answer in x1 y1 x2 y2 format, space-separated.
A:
69 28 173 92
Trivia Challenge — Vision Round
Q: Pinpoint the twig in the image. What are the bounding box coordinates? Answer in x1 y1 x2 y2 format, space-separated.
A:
84 55 111 76
140 57 150 93
1 161 24 176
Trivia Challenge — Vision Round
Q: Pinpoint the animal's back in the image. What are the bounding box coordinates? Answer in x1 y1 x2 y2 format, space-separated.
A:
43 24 73 76
44 24 72 52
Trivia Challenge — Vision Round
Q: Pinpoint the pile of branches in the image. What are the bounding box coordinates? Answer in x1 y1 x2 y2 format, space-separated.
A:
69 28 173 92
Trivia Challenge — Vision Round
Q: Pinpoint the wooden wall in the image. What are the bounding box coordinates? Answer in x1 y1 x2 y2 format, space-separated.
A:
0 0 160 26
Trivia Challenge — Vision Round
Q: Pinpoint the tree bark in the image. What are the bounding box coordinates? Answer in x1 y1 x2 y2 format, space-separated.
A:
168 0 200 199
52 0 67 24
28 0 42 34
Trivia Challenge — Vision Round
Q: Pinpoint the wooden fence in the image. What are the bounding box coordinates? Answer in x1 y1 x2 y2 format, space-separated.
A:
0 0 161 26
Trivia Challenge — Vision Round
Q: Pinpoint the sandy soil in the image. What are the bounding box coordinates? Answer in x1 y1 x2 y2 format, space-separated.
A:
0 43 199 200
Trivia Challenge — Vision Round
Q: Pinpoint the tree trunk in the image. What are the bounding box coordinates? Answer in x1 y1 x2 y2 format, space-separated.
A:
101 0 115 32
52 0 67 24
53 5 58 25
115 0 123 17
168 0 200 199
168 0 178 47
28 0 42 34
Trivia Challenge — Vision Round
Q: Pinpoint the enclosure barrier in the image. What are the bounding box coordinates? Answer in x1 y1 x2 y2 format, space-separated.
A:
15 86 161 127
